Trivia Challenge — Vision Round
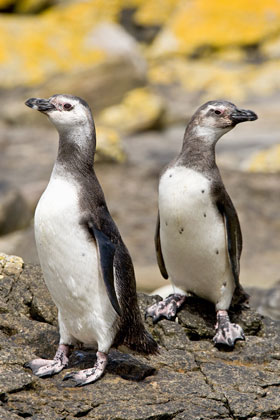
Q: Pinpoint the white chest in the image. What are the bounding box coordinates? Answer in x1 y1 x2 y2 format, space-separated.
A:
158 166 234 306
34 175 117 347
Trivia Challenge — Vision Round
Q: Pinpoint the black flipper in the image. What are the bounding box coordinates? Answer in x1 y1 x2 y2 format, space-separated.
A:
155 213 169 279
216 191 242 287
88 222 121 316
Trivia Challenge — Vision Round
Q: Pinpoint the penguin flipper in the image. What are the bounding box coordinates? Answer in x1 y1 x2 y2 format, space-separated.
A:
155 213 169 279
216 192 242 287
88 222 122 316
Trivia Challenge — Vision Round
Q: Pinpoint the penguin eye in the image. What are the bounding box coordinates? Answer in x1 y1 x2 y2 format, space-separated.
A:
214 110 221 115
63 103 73 111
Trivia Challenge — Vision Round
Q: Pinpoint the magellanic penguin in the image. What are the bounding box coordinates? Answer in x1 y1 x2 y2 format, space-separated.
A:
146 101 258 347
24 94 157 386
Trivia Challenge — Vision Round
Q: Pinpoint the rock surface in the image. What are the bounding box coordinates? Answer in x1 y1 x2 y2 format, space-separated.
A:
0 182 32 236
0 254 279 419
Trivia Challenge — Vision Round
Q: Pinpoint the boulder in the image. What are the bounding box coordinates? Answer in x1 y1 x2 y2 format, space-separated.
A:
149 1 280 58
0 182 32 236
0 253 280 419
0 10 147 123
98 87 164 135
95 126 126 163
249 281 280 321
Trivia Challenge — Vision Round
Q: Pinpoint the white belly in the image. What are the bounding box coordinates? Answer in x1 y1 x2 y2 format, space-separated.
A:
159 166 234 308
34 175 117 350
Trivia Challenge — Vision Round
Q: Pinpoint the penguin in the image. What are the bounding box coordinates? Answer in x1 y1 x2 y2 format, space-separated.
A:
24 94 157 386
146 100 258 347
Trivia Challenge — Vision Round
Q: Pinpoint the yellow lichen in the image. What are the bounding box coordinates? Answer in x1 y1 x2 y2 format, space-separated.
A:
134 0 180 26
149 56 280 102
0 1 113 87
246 144 280 173
98 87 164 134
150 0 280 57
95 126 126 163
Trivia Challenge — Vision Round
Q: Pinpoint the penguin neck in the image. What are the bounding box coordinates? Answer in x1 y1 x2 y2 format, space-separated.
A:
54 124 96 178
177 123 220 171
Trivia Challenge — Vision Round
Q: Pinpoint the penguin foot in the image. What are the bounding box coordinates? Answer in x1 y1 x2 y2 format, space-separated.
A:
24 344 69 377
213 310 245 347
63 351 108 387
145 293 187 323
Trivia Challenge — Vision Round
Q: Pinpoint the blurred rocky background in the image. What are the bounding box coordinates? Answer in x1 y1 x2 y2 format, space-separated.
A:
0 0 279 318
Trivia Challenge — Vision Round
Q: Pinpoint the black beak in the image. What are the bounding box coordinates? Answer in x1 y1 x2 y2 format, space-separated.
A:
25 97 55 112
231 108 258 124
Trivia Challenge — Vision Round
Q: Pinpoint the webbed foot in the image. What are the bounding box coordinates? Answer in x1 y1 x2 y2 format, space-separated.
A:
24 344 69 377
63 351 107 387
145 293 186 323
213 310 245 347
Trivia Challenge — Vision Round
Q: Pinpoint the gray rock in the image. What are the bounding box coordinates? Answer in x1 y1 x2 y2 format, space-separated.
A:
257 280 280 321
0 182 32 236
0 256 280 420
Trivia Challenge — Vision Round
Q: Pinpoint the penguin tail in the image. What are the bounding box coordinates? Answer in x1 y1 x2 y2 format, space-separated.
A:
114 305 158 355
232 283 250 308
124 323 158 355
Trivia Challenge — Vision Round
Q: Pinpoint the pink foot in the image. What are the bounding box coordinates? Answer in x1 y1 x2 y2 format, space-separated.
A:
24 344 69 377
213 310 245 347
145 293 187 323
63 351 108 387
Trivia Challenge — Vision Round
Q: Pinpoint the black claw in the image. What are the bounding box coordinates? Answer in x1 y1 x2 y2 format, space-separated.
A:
75 381 87 387
63 372 74 381
24 362 31 369
152 316 161 324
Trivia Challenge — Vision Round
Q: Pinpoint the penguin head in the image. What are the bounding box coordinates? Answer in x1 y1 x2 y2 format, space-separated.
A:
190 100 258 142
25 94 94 134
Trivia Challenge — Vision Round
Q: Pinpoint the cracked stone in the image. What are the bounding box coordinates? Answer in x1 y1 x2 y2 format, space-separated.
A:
0 257 279 419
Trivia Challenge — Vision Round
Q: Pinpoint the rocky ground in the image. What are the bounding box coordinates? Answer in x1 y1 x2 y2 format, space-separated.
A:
0 254 280 420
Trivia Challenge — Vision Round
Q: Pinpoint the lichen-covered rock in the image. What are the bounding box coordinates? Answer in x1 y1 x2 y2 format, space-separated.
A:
148 56 280 103
0 4 146 89
98 87 164 134
0 256 279 419
0 252 24 277
150 0 280 57
95 126 126 163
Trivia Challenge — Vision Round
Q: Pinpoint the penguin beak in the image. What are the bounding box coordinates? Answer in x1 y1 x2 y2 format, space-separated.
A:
25 97 55 112
231 108 258 124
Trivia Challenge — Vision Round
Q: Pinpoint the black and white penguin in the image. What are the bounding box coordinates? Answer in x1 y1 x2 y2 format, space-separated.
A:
146 100 257 347
24 94 157 386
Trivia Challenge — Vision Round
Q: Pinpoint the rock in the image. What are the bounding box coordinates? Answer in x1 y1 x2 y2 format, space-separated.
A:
119 7 161 44
262 34 280 60
0 182 32 236
0 252 24 277
95 126 126 163
244 144 280 173
251 281 280 321
98 87 164 135
0 5 146 109
149 1 280 57
148 56 280 105
0 255 279 419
